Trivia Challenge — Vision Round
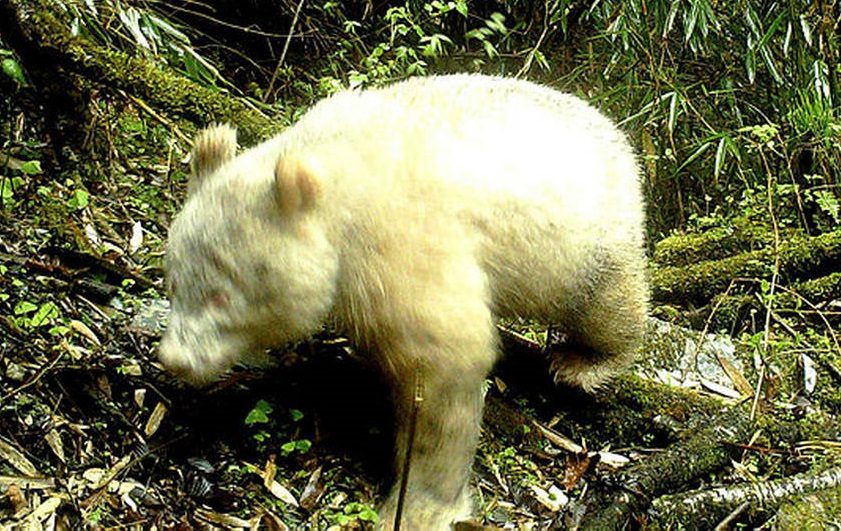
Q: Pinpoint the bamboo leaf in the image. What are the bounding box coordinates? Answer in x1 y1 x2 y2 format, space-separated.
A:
783 21 792 57
812 60 830 99
663 0 680 38
743 6 760 37
745 43 756 84
760 45 782 84
684 0 700 44
714 136 727 179
799 14 813 46
676 141 712 173
668 91 680 133
1 57 25 86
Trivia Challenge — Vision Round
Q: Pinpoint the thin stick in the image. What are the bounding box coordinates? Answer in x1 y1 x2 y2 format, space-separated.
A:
751 148 781 422
265 0 305 101
714 501 749 531
516 0 556 78
0 349 65 403
394 365 424 531
119 90 190 144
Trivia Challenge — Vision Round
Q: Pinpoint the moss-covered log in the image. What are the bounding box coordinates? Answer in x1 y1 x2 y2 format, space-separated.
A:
652 230 841 307
775 485 841 530
683 272 841 332
647 467 841 529
789 271 841 309
653 223 803 268
496 326 840 529
574 405 755 530
0 0 282 146
483 372 726 451
495 327 729 443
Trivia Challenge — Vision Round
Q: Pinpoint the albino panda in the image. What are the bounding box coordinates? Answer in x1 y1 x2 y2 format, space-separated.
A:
159 74 648 530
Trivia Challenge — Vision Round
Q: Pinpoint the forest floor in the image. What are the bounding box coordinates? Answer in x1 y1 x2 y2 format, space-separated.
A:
1 45 840 531
0 89 635 529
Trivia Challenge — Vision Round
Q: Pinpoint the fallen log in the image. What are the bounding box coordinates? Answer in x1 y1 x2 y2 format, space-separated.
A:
647 466 841 529
573 405 754 530
683 271 841 332
652 230 841 307
652 223 802 268
775 484 841 529
0 0 281 146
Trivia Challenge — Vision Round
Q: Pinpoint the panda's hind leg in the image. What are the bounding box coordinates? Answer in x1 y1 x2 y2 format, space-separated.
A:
548 258 648 392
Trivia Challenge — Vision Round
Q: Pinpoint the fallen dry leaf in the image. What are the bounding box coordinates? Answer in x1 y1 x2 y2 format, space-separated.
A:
6 483 27 515
44 429 65 463
299 465 324 510
0 435 39 476
245 461 299 507
69 319 101 345
529 483 568 512
195 506 252 528
562 451 594 491
144 401 168 437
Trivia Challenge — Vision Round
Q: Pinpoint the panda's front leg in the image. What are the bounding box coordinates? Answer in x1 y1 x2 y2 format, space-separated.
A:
357 258 497 530
376 329 496 531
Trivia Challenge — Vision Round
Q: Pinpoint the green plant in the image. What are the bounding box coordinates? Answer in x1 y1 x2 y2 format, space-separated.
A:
509 0 841 234
13 300 60 329
295 2 524 102
327 501 379 526
66 188 90 211
58 0 224 87
280 439 311 456
809 188 840 225
0 48 26 86
1 159 40 210
1 176 24 208
245 399 274 425
244 399 275 447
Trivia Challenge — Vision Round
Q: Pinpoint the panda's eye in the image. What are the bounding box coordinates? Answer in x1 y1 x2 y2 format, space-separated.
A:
208 290 230 309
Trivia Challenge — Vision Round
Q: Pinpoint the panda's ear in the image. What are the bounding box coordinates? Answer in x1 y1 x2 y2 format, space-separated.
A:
273 153 321 217
188 124 237 195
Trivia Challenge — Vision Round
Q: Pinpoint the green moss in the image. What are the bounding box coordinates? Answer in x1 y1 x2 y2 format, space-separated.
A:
793 272 841 303
13 0 285 146
653 231 841 306
776 486 841 529
654 225 763 267
586 374 725 445
81 47 283 145
798 410 839 441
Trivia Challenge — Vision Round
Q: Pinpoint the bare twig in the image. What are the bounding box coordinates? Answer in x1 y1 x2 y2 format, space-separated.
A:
0 349 65 404
714 501 749 530
751 147 782 421
394 364 424 531
265 0 306 101
515 0 556 78
120 90 190 144
772 284 841 357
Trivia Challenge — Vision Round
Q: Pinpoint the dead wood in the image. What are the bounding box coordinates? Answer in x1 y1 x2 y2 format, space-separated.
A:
573 405 754 530
647 466 841 529
652 230 841 307
494 325 726 444
775 484 841 529
652 223 802 269
0 0 281 146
